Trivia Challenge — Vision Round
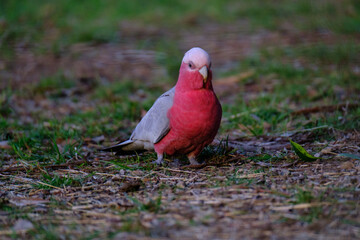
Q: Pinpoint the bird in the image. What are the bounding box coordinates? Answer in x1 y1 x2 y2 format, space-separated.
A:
102 47 222 165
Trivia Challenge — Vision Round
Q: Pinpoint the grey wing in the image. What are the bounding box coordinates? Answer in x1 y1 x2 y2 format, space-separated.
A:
129 87 175 146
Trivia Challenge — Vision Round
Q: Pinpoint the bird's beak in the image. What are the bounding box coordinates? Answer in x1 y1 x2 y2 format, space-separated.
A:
199 66 208 83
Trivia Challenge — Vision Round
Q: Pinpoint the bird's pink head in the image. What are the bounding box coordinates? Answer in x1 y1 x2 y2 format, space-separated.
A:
176 47 213 91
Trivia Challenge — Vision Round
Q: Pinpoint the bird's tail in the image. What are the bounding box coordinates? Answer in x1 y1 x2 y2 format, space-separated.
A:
101 140 147 155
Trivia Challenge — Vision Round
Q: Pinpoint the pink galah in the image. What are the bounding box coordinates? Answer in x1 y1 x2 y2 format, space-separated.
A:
103 47 222 165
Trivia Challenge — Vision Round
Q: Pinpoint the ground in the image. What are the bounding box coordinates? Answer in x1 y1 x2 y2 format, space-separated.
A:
0 1 360 239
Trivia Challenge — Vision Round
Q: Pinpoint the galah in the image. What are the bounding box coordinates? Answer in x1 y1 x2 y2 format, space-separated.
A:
103 47 222 165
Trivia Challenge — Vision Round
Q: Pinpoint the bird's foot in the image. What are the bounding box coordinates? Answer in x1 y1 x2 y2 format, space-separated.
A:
152 154 164 166
188 156 200 165
169 158 181 168
152 160 163 165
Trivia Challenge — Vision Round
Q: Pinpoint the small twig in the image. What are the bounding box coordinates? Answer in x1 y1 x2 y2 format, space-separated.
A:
254 160 299 168
36 181 63 190
270 202 330 211
115 175 143 179
159 167 207 175
159 177 190 181
91 172 116 177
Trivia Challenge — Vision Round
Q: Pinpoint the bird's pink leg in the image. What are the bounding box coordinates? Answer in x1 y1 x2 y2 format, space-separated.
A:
154 153 164 165
188 155 200 165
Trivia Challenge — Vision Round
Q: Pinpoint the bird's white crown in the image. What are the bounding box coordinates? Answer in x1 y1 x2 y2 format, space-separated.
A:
182 47 211 68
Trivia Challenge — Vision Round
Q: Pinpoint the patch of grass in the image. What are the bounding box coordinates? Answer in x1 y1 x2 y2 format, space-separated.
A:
240 44 359 91
32 73 75 96
1 0 238 53
221 37 359 138
93 80 139 101
290 189 330 223
332 186 358 193
222 104 291 136
341 219 360 227
232 0 360 32
198 137 232 161
226 175 254 186
0 88 14 117
28 224 59 240
10 130 82 164
34 172 83 189
119 217 149 235
125 193 162 213
0 118 11 141
0 204 29 224
300 108 360 132
222 168 261 186
297 42 360 67
155 40 183 80
79 231 101 240
94 79 166 109
0 198 13 212
61 101 144 137
106 152 157 171
299 206 323 223
295 189 314 204
250 154 273 162
248 153 288 164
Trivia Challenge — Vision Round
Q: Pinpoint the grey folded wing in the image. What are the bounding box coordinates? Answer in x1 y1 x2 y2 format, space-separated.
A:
103 87 175 153
130 87 175 147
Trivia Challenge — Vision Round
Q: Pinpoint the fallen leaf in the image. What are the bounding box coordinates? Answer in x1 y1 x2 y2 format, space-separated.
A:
290 139 319 162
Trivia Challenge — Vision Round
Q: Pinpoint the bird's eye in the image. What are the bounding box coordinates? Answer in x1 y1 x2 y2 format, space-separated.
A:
188 61 195 69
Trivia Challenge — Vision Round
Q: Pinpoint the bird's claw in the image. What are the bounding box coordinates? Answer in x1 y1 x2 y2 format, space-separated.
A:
188 157 200 165
152 159 164 166
152 154 164 166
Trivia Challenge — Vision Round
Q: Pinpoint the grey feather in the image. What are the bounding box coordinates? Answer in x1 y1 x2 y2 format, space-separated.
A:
102 87 175 153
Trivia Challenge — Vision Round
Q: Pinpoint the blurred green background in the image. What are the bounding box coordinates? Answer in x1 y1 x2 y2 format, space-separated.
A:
2 0 360 48
1 0 359 141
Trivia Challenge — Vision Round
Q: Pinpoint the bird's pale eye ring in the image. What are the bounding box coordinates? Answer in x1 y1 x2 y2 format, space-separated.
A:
188 61 195 69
